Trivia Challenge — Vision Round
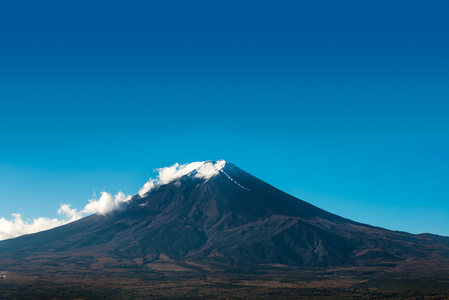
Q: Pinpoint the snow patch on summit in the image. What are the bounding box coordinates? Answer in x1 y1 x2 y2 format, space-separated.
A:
138 160 226 197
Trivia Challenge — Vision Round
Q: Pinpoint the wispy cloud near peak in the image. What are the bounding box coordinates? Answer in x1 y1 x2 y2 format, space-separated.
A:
138 160 226 196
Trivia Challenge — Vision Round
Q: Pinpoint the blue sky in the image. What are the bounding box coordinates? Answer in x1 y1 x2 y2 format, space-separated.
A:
1 1 448 236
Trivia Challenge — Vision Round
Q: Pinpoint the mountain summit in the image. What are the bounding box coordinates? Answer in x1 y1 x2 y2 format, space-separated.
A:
1 160 449 275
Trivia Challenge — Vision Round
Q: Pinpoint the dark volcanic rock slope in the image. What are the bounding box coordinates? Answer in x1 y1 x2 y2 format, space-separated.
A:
1 161 449 272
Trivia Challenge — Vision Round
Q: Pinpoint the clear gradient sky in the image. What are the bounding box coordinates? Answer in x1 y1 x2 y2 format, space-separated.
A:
1 1 448 236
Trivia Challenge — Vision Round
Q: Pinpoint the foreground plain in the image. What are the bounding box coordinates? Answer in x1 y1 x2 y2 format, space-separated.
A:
1 265 449 299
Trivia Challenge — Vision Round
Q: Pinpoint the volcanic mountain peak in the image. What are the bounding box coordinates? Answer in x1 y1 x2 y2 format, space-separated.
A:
188 159 227 179
1 162 449 300
1 159 449 287
138 159 228 196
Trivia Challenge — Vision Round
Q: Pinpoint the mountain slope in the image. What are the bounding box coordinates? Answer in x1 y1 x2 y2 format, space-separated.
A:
1 160 448 274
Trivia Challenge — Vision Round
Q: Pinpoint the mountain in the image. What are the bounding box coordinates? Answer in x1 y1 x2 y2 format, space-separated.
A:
1 160 449 297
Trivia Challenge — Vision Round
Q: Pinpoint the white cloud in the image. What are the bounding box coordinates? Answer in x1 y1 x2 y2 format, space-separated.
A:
138 179 157 197
82 191 131 215
0 191 131 241
57 204 83 221
138 160 226 196
0 212 74 241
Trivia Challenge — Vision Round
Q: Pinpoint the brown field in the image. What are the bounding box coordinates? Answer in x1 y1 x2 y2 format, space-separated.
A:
1 267 449 299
